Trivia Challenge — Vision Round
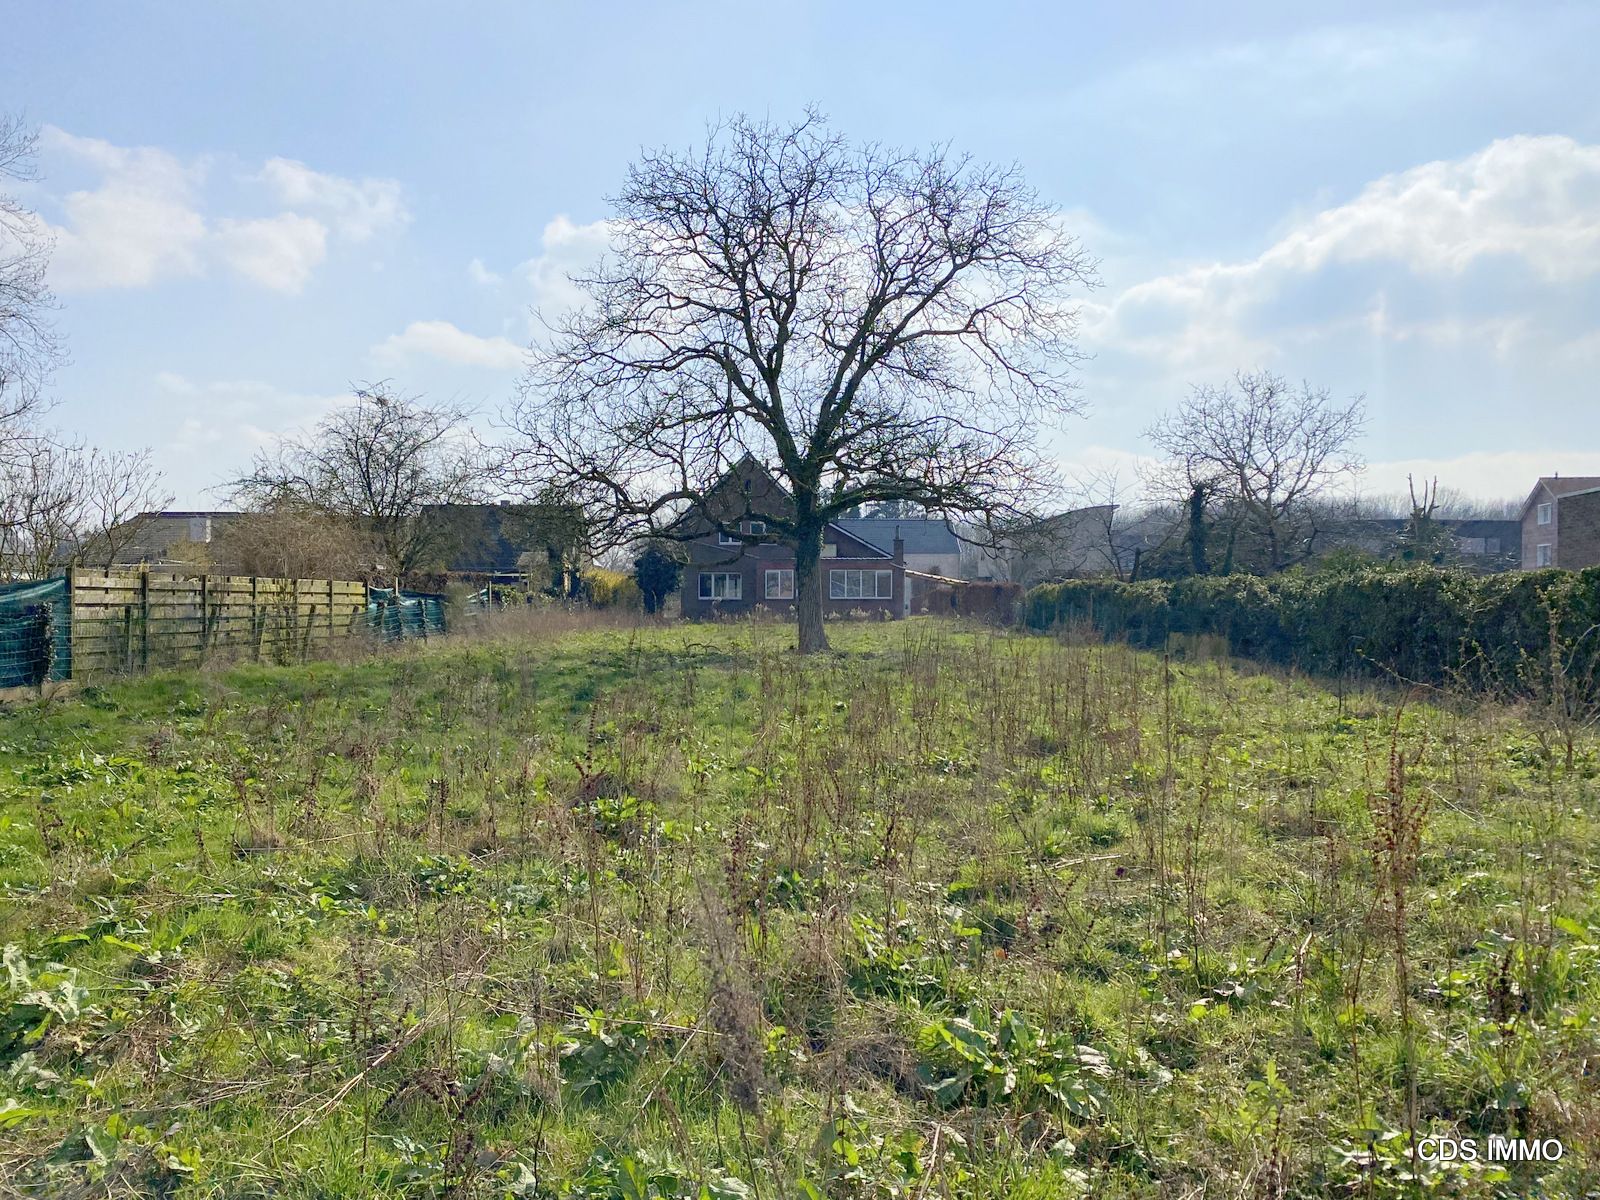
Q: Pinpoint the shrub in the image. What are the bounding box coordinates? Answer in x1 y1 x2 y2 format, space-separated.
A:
1023 566 1600 694
586 568 643 610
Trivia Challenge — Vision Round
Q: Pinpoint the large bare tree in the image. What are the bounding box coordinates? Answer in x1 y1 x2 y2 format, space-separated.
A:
229 385 485 585
1 113 65 543
507 111 1095 651
1146 370 1366 574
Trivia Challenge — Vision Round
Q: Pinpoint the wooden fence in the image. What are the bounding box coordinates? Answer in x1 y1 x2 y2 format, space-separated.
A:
67 569 371 677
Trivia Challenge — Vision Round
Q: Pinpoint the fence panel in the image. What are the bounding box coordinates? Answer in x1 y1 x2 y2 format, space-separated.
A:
67 569 373 678
2 570 448 686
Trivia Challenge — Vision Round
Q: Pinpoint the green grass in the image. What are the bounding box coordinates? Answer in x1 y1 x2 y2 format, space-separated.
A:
0 617 1596 1198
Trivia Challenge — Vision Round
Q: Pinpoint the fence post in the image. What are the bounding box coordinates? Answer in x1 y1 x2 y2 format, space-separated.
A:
139 567 151 670
251 576 261 661
199 574 210 664
328 578 336 645
65 566 76 681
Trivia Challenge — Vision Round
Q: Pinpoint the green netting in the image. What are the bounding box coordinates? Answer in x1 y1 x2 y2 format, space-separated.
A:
366 588 447 642
0 577 71 688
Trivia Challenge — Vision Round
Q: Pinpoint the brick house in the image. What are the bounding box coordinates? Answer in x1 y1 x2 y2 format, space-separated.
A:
679 457 908 619
1519 476 1600 569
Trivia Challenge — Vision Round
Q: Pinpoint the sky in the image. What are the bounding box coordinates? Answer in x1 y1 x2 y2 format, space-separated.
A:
5 1 1599 510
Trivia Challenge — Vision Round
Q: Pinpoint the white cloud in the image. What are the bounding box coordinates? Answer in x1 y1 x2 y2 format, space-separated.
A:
43 128 209 289
214 213 328 292
39 128 407 292
373 320 525 370
256 157 408 240
468 257 502 286
519 215 613 316
1090 134 1600 368
151 372 351 496
1263 135 1600 282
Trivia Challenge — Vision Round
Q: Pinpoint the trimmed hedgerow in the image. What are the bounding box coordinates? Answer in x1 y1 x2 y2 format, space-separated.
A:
1023 566 1600 692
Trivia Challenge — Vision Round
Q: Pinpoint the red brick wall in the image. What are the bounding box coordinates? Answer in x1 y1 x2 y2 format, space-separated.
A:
1558 491 1600 568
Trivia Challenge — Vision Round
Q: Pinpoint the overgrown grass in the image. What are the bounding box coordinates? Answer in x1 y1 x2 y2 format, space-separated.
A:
0 617 1596 1198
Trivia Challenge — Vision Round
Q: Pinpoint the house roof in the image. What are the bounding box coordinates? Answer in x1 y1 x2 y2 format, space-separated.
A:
833 517 961 557
1521 476 1600 516
1443 518 1520 539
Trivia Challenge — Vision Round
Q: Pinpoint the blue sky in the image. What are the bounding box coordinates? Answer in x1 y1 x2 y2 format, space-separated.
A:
7 1 1599 507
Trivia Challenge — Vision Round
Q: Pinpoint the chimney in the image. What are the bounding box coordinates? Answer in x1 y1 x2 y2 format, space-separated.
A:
892 532 904 563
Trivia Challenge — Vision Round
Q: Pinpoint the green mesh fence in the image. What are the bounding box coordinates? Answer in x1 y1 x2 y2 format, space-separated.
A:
366 588 447 641
0 577 71 688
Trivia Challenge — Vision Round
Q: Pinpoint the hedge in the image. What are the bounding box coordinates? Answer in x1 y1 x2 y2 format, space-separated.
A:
1023 566 1600 694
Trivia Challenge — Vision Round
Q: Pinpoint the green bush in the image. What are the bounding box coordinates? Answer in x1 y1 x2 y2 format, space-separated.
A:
1024 566 1600 693
586 568 643 609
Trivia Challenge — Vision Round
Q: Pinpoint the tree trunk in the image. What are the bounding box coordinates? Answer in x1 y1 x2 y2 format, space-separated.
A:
1187 484 1209 576
793 523 829 654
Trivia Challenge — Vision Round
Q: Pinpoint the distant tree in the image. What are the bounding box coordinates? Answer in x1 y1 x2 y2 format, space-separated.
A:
212 501 371 579
74 448 171 570
0 443 169 575
507 111 1095 652
0 440 78 577
863 498 923 519
499 492 590 596
229 385 485 584
1396 474 1455 565
632 544 681 615
1146 370 1365 574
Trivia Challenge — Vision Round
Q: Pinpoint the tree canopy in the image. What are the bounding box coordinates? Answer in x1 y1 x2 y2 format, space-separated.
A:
508 110 1095 649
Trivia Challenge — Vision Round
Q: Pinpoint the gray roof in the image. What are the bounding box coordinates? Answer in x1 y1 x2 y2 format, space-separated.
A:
833 517 961 557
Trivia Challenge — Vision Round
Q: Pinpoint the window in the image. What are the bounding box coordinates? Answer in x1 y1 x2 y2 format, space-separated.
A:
698 572 742 600
1536 544 1552 567
829 568 893 600
764 569 794 599
1537 502 1552 525
748 520 766 535
718 530 740 546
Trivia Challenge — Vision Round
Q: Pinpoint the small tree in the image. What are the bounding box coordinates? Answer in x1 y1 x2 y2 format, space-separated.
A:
1146 370 1365 574
229 385 485 585
0 443 169 576
507 111 1094 652
74 448 171 570
632 544 681 615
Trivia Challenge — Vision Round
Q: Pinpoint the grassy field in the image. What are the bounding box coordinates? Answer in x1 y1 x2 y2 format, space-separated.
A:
0 616 1596 1198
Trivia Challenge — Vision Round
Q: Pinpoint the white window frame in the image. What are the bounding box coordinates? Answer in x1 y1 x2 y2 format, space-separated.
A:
828 568 893 600
764 568 794 599
748 520 767 536
1536 543 1552 567
717 530 740 546
698 572 742 600
1537 502 1552 525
